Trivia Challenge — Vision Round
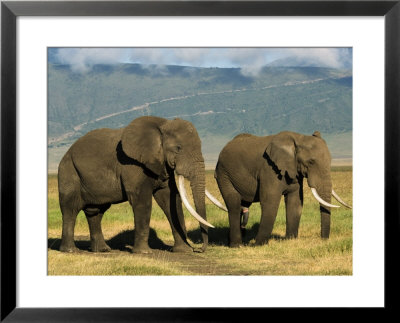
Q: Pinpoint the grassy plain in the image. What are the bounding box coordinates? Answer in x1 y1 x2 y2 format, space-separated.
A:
48 168 352 276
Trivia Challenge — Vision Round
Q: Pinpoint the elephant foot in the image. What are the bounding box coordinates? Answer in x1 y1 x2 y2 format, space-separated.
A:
193 244 208 253
229 242 242 248
90 242 111 253
132 245 153 254
172 243 193 253
254 239 268 246
59 243 79 253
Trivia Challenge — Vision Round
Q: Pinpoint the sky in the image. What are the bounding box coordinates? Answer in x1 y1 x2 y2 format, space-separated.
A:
49 47 352 75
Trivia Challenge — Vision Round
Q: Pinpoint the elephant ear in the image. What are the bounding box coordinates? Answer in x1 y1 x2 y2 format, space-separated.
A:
121 116 165 175
312 130 322 138
265 132 298 179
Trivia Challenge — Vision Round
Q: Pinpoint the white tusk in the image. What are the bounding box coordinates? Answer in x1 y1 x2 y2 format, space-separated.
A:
311 188 340 208
332 189 352 209
177 175 215 228
205 189 228 212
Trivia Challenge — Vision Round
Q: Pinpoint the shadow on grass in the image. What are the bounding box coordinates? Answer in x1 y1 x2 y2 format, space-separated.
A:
187 223 286 246
48 224 288 252
48 228 171 252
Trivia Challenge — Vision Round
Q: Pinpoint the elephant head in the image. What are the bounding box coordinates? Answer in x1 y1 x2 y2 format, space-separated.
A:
265 131 351 238
120 116 216 250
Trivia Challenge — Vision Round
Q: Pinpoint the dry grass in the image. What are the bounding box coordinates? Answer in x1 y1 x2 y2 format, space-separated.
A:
48 168 352 276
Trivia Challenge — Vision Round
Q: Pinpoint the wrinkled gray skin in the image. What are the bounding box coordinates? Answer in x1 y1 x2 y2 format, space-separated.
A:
58 116 208 254
215 131 333 247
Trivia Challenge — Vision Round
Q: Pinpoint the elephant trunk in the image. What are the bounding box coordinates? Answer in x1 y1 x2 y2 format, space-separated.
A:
319 189 332 239
189 160 209 252
308 175 334 239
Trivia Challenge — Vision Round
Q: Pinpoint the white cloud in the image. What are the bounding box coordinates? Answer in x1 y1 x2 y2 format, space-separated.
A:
52 47 352 74
285 48 352 68
54 48 128 72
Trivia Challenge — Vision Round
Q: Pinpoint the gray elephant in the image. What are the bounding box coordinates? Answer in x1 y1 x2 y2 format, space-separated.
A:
214 131 351 247
58 116 219 254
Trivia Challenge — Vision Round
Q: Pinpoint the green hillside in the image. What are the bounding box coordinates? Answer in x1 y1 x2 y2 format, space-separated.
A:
48 63 352 171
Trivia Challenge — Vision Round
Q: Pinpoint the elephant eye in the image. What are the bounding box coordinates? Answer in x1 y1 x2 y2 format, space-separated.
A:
308 159 315 166
176 144 182 153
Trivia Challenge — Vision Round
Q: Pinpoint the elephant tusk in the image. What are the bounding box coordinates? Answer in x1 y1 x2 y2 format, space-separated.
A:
177 175 215 228
311 188 340 208
205 189 228 212
332 189 352 209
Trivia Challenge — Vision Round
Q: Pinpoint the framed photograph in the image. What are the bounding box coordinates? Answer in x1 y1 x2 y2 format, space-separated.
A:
1 0 399 321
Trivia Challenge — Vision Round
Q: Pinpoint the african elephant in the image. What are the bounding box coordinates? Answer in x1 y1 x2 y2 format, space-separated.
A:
214 131 351 247
58 116 219 254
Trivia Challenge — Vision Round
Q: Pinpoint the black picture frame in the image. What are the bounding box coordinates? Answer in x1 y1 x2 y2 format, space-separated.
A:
1 1 399 321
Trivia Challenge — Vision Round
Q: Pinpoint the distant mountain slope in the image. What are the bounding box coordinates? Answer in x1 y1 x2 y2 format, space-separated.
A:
48 63 352 170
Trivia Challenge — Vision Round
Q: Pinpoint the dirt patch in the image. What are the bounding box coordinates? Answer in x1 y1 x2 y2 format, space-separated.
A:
48 234 243 275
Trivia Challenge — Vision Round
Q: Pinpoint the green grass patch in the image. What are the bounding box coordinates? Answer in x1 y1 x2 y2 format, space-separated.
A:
48 170 352 275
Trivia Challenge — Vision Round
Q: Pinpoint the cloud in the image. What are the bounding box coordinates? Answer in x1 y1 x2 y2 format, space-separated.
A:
128 48 231 67
51 47 352 74
125 48 282 76
54 48 128 72
284 48 352 69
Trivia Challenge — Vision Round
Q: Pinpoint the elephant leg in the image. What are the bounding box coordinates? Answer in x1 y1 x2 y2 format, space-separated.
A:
84 204 111 252
216 175 242 247
285 190 303 239
60 206 80 252
255 193 281 245
129 187 153 254
153 185 193 253
59 196 82 253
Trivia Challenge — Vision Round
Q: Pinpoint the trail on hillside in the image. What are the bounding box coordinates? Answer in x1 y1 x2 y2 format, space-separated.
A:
48 76 344 145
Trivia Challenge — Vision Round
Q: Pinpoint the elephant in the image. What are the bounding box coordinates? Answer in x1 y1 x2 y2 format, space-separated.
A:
214 130 351 247
58 116 221 254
